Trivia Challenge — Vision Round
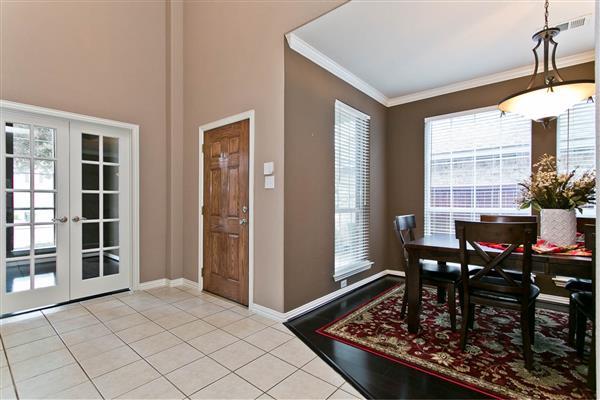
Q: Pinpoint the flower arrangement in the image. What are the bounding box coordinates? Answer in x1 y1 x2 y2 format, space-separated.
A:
518 154 596 213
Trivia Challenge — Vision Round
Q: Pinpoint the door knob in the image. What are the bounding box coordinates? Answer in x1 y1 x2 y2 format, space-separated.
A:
72 216 88 222
239 218 248 225
51 216 68 224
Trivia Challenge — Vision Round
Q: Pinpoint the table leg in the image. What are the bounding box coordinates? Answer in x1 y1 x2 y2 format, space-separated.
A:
407 250 420 333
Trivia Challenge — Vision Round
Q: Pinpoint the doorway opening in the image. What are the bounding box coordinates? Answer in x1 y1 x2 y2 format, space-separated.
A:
0 101 140 314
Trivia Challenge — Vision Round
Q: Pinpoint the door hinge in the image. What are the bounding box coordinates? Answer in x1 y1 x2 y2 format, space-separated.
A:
202 144 207 153
201 205 206 215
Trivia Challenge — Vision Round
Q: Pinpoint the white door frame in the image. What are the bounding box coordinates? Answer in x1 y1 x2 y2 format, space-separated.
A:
198 110 255 307
0 100 141 292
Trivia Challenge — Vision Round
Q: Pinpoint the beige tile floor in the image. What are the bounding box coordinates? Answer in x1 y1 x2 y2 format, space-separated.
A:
0 286 364 400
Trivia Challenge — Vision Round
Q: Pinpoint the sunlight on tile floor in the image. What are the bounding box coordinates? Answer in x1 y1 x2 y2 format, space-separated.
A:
0 286 364 399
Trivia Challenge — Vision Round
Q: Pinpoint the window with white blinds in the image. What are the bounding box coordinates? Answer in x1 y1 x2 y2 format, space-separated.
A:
557 99 596 217
425 107 532 235
334 100 372 279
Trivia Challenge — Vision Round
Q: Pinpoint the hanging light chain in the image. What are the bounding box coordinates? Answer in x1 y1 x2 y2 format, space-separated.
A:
544 0 549 29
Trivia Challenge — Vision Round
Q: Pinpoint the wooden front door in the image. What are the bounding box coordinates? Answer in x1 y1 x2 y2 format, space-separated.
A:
203 119 249 305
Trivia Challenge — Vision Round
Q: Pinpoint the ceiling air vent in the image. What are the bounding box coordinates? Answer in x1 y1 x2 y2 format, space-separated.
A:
552 14 589 33
569 17 586 29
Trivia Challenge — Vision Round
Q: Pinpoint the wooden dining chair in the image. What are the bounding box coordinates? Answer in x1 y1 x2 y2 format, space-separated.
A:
394 215 462 331
565 219 595 345
455 220 539 370
478 215 538 284
568 224 596 390
569 225 595 353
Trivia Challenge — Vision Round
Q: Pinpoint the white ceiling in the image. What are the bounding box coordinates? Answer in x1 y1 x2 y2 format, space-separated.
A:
291 0 596 105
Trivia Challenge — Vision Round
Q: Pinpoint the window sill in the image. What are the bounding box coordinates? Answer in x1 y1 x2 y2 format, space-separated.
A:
333 261 374 282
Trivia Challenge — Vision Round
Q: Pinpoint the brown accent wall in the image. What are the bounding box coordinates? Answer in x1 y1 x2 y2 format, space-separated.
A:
386 62 595 277
0 1 171 283
182 1 343 312
283 44 388 311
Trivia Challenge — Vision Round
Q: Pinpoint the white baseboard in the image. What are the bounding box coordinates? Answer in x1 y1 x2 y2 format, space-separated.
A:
141 269 566 324
249 303 287 322
137 278 169 290
182 278 202 290
137 277 202 291
168 278 184 287
250 269 404 322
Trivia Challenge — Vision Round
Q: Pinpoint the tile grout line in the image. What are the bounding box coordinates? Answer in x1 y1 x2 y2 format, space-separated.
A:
70 292 185 399
138 287 296 398
92 287 234 399
40 308 107 399
4 286 347 400
77 294 185 398
0 329 20 400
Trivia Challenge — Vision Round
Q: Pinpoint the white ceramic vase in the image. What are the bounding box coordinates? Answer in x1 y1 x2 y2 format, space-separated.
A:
540 209 577 246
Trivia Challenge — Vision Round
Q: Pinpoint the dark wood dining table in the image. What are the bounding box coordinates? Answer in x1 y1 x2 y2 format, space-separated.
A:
404 233 593 334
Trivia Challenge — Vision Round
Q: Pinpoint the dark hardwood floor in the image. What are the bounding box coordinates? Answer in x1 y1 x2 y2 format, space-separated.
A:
285 276 490 400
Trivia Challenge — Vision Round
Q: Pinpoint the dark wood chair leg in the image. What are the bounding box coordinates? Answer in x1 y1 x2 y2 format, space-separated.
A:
588 325 596 390
460 298 470 350
457 284 464 315
468 304 475 329
568 297 577 346
528 303 536 345
576 307 587 357
447 284 456 331
400 285 408 319
437 286 446 304
521 308 534 370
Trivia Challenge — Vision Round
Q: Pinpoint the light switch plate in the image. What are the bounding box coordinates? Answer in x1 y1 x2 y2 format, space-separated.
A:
263 162 274 175
264 175 275 189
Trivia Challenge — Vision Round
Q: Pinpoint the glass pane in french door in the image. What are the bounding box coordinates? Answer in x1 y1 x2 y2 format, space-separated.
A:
80 133 120 280
4 121 59 293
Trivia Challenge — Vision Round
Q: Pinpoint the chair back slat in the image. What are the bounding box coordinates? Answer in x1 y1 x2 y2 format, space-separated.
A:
480 215 538 224
479 216 538 246
393 215 416 264
455 220 537 298
578 218 596 235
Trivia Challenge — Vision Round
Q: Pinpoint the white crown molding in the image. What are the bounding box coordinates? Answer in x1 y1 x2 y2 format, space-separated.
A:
387 50 596 106
284 34 594 108
285 32 388 106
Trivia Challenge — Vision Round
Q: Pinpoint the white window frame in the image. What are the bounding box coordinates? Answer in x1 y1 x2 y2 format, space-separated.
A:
424 105 532 235
556 99 596 217
333 100 372 281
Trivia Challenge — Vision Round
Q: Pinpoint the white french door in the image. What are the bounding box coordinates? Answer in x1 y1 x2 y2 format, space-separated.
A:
1 110 132 314
69 122 130 299
1 111 70 313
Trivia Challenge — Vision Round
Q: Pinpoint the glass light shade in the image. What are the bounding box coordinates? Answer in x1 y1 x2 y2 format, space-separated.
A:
499 81 595 122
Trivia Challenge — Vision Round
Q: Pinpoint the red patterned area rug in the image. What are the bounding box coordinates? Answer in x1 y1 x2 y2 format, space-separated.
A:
317 284 594 400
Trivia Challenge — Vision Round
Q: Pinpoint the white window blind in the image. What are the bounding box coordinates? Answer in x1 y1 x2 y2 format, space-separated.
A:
425 108 532 235
557 99 596 217
335 100 371 278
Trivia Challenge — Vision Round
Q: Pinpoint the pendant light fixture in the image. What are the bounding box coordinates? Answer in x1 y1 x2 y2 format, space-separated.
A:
498 0 595 127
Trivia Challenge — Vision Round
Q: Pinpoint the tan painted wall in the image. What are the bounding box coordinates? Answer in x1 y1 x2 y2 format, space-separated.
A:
283 43 388 311
0 1 171 283
166 0 184 280
182 1 343 311
386 62 595 274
